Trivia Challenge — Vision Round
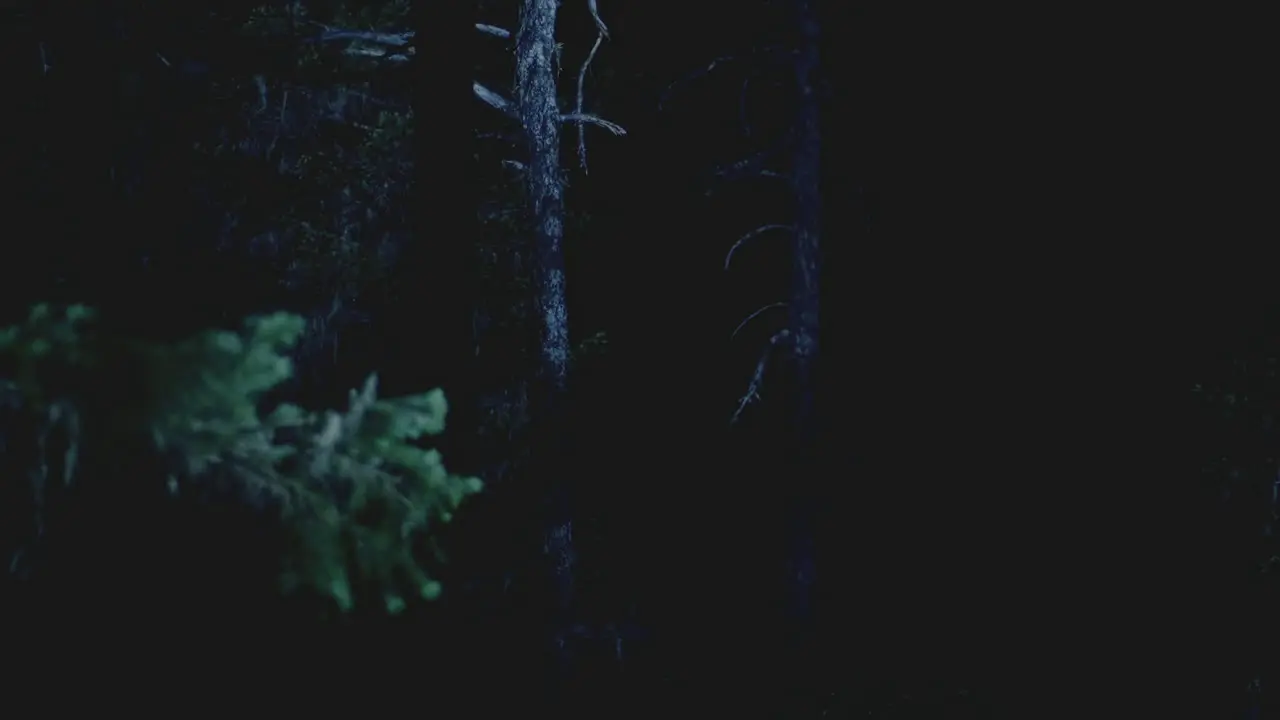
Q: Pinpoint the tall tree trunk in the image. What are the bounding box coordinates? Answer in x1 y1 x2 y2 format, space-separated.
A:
517 0 571 397
782 0 822 689
515 0 577 682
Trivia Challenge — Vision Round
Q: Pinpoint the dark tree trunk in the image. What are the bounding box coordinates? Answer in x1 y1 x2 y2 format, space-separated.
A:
781 0 823 701
515 0 578 688
516 0 571 399
789 1 822 430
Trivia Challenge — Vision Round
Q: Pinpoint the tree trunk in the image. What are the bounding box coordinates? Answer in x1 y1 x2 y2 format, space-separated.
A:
782 0 822 687
515 0 577 681
517 0 571 398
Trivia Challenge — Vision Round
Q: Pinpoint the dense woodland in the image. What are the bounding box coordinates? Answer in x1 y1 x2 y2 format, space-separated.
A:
0 0 1272 717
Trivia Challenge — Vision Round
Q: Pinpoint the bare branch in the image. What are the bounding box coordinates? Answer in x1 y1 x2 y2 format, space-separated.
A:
474 81 516 116
731 329 791 424
296 16 625 156
570 0 614 173
476 83 623 136
476 23 512 39
731 302 787 340
574 33 605 172
725 224 792 270
559 113 626 135
714 152 780 180
587 0 610 38
707 152 786 196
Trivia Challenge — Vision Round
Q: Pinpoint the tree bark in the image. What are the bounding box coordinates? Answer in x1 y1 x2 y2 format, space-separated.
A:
517 0 571 399
515 0 577 680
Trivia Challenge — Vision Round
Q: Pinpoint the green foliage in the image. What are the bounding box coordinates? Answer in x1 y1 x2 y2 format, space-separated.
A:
0 304 481 613
265 374 483 612
0 304 98 405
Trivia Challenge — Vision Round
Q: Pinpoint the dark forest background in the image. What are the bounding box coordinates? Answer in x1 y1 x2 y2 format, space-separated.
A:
0 0 1270 717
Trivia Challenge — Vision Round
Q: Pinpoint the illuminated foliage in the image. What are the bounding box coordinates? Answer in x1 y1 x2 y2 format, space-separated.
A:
1 304 481 613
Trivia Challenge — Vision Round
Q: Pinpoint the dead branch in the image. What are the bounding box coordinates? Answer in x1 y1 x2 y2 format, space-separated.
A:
303 20 624 149
725 224 792 270
574 34 605 172
587 0 610 38
731 302 787 340
560 112 626 135
476 23 511 39
572 0 613 173
731 329 791 424
476 79 623 138
476 94 624 159
474 81 515 115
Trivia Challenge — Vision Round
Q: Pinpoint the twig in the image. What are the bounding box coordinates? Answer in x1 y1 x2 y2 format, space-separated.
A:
731 302 787 340
587 0 610 38
477 80 625 137
573 0 613 172
559 113 626 135
725 224 792 270
575 33 605 172
707 152 787 195
731 329 791 424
